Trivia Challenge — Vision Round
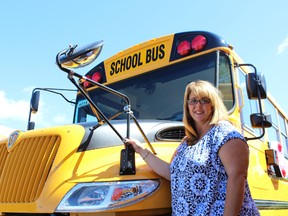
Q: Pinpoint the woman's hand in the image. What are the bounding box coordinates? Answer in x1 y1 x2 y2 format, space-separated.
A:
124 138 146 155
124 137 171 180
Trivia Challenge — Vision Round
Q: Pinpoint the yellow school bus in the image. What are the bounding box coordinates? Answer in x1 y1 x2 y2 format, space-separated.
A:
0 31 287 215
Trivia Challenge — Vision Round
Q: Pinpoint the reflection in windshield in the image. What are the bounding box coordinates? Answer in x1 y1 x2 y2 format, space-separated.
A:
75 52 218 123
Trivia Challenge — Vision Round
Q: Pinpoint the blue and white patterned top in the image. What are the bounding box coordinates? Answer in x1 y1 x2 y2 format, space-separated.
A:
170 121 259 215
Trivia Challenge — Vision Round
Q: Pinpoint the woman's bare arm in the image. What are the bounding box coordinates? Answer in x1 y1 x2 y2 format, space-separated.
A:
219 138 249 216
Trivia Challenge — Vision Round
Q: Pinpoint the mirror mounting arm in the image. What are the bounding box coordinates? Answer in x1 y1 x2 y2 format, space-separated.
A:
235 63 267 141
56 43 156 175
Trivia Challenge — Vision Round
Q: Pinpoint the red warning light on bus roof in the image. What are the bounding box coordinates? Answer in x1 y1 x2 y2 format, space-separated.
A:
83 72 102 88
92 72 102 83
177 40 191 56
191 35 207 51
83 75 91 88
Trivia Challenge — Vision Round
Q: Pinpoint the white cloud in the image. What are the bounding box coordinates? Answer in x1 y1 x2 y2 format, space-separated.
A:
28 96 72 128
23 86 36 94
53 114 68 124
0 89 74 130
0 125 15 137
0 90 30 121
277 35 288 54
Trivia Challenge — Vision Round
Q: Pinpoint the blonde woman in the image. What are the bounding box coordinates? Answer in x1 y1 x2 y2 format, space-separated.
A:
126 80 259 215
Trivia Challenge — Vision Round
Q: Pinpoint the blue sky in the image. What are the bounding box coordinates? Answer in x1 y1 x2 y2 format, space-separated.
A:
1 0 288 134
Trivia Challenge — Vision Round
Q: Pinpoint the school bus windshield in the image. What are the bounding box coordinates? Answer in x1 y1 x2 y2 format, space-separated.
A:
74 51 233 123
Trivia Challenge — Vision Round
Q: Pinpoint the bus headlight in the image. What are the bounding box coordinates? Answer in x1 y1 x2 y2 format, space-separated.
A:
56 180 160 212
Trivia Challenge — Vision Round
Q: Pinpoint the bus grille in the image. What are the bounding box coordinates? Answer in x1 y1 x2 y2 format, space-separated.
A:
0 142 8 179
155 126 185 141
0 135 60 203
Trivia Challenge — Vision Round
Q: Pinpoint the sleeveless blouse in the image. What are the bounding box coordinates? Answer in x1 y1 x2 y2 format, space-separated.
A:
170 121 260 215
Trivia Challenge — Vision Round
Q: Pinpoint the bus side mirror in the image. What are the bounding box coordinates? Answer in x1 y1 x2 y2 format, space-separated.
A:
31 91 40 114
27 122 35 131
57 40 104 69
246 72 267 99
27 90 40 130
250 113 272 128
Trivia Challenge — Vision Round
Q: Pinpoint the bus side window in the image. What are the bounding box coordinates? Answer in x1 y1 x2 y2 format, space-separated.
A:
267 98 288 158
237 68 261 136
264 99 280 143
265 99 288 178
279 114 288 157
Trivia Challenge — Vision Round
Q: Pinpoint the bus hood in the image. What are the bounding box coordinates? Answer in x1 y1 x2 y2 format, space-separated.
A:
0 120 181 213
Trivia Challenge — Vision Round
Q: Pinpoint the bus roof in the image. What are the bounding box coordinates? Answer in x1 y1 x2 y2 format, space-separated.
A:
83 31 230 86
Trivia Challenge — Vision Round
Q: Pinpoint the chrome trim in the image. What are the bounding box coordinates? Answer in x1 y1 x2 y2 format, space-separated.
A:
7 130 20 149
255 199 288 210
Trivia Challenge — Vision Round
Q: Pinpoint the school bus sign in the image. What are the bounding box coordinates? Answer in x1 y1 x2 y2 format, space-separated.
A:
107 37 172 82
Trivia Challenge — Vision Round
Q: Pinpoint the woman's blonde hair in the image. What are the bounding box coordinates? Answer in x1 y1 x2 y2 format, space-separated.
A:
183 80 228 143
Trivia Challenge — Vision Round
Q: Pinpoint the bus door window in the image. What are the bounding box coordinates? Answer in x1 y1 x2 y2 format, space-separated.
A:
237 68 261 137
218 53 234 111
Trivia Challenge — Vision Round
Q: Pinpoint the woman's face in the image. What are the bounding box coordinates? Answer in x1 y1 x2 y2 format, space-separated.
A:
187 93 213 125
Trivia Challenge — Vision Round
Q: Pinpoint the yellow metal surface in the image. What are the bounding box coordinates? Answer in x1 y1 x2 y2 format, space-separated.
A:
0 124 85 212
0 124 175 214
